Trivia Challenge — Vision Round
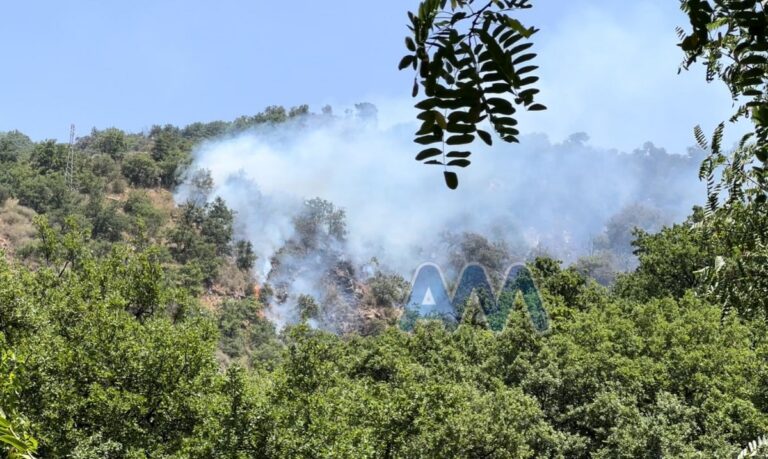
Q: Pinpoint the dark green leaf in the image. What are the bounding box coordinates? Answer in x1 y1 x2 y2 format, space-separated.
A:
486 97 515 114
446 134 475 145
415 98 439 110
512 53 536 65
444 171 459 189
415 134 442 145
518 76 539 86
399 55 416 70
416 148 443 161
477 130 493 146
446 122 476 134
448 159 471 167
405 37 416 52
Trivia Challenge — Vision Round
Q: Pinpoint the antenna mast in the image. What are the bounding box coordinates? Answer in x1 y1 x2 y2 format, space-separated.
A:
66 124 76 191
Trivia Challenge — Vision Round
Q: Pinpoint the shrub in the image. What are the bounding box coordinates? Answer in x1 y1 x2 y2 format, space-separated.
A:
95 128 128 161
123 191 167 237
110 178 126 194
89 154 119 178
122 153 160 188
0 185 11 207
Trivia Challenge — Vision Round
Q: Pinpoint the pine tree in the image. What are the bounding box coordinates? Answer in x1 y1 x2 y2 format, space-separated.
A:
460 291 488 329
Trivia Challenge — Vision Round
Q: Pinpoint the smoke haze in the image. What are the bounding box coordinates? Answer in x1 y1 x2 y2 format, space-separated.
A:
175 108 705 326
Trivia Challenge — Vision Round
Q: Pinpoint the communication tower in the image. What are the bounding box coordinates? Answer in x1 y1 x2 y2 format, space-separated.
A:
65 124 76 191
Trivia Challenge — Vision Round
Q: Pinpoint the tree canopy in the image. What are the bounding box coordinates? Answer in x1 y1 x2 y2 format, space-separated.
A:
3 2 768 457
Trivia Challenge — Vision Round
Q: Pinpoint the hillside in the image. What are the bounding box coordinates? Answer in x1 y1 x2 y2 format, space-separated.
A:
0 105 767 457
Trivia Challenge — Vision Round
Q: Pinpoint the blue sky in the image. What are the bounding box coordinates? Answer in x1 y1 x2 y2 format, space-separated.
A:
0 0 740 152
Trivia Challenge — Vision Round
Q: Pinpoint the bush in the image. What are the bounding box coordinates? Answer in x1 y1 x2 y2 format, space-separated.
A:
217 298 279 366
89 154 119 178
122 153 160 187
0 130 32 162
235 240 256 271
216 261 251 297
95 128 128 161
29 140 67 174
85 197 128 242
16 173 74 214
0 185 11 207
110 178 126 194
123 191 167 237
0 201 36 249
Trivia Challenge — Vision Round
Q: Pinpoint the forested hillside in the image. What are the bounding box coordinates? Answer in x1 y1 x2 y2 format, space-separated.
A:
0 99 767 457
3 1 768 457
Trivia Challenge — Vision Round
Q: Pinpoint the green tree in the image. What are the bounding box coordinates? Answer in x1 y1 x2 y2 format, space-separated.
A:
87 154 119 179
84 195 128 242
678 0 768 200
234 239 256 272
181 120 229 141
187 168 214 205
292 197 347 249
1 220 220 457
94 128 128 161
217 298 279 365
16 173 77 215
202 197 234 256
121 153 161 188
0 130 33 163
148 125 193 188
675 2 768 320
149 124 187 162
167 200 233 285
614 212 711 302
123 190 167 238
459 292 488 328
0 185 11 207
29 140 66 174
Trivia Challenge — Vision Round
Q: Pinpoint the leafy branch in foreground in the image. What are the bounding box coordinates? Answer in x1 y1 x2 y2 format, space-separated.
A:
1 350 37 459
0 411 37 459
677 1 768 321
400 0 545 189
678 0 768 202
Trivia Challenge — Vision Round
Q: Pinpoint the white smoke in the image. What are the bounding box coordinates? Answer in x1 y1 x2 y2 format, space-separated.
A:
175 108 705 325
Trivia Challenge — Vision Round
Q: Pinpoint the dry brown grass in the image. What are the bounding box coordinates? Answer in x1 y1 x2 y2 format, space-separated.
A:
198 294 223 314
0 199 37 256
196 260 253 313
106 185 174 208
216 260 252 297
144 188 175 214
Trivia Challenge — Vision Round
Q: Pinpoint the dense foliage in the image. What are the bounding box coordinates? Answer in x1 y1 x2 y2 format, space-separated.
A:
2 108 768 457
678 0 768 200
2 2 768 456
3 220 768 456
677 0 768 323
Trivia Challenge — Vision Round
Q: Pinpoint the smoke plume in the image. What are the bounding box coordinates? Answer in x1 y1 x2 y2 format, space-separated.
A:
175 107 705 327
